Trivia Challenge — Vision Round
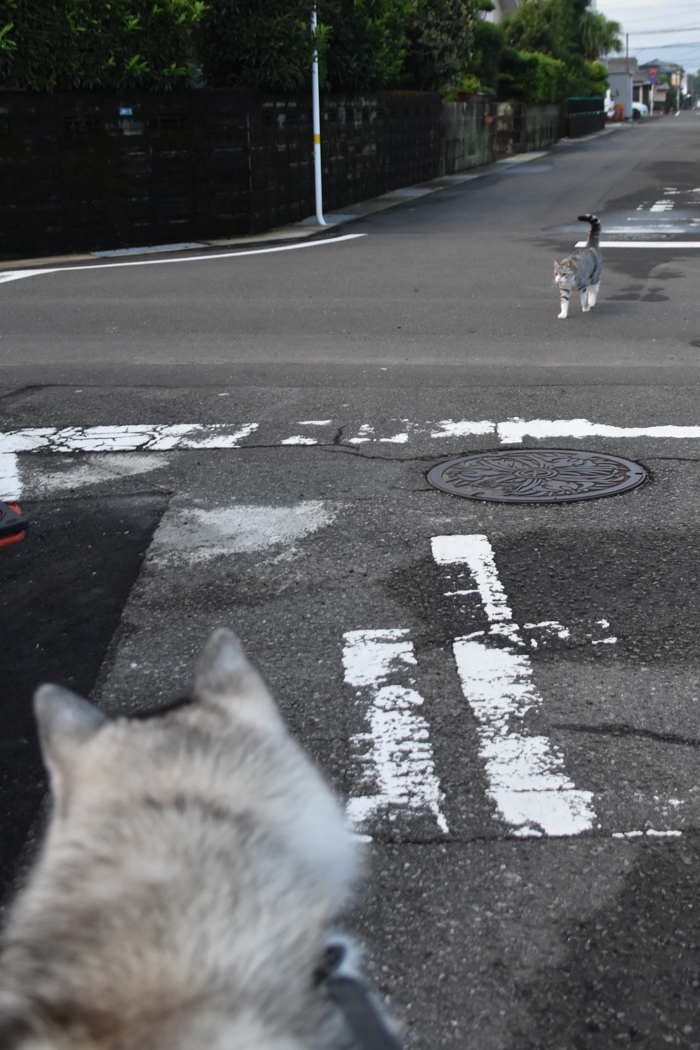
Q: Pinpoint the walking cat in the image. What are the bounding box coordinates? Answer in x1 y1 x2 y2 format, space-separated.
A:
553 214 602 319
0 629 387 1050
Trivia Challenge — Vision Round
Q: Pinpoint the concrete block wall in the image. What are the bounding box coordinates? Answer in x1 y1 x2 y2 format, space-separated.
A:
0 88 499 260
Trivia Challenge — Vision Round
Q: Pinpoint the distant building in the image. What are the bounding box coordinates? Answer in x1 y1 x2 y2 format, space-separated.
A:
606 57 651 109
637 59 680 112
483 0 519 23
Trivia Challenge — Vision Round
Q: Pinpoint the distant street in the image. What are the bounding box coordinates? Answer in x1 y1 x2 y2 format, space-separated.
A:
2 111 700 1049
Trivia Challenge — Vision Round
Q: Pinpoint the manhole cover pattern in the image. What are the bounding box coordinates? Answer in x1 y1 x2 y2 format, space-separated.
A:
427 449 646 503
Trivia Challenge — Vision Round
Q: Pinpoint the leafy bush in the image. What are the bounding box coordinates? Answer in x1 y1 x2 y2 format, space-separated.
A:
469 16 504 93
501 0 617 98
440 72 485 100
196 0 314 90
515 48 565 101
400 0 490 92
0 0 205 90
322 0 411 90
197 0 410 91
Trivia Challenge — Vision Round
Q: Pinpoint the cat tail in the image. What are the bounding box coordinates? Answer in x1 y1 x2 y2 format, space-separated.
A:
577 214 601 248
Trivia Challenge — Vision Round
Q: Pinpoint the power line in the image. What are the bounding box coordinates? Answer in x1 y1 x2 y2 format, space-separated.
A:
632 41 700 49
626 25 700 34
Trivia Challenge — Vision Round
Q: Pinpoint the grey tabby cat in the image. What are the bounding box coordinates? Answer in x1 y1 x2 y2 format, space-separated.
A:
553 214 602 319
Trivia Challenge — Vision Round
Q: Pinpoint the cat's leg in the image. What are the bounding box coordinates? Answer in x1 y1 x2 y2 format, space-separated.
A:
558 290 570 319
588 281 600 308
580 287 590 313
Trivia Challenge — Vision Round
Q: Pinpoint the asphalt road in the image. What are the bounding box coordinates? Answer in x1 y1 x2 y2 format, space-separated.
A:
2 111 700 1049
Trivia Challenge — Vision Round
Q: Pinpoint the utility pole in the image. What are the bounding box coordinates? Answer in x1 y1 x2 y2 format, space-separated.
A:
311 5 326 226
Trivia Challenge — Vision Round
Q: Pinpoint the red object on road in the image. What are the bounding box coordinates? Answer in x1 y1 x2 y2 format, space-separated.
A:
0 501 28 547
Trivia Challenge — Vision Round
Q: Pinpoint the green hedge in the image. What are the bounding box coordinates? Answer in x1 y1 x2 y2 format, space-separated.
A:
0 0 205 90
516 48 566 101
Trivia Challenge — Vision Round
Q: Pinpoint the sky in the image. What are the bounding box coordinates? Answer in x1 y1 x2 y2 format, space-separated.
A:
596 0 700 75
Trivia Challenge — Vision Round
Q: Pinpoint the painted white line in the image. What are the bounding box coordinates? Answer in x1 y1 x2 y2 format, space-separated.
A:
348 424 375 445
575 241 700 248
613 829 682 839
0 453 20 502
0 423 259 454
5 418 700 456
0 234 367 284
430 420 494 439
433 534 595 838
496 418 700 444
523 621 570 640
432 534 519 644
342 629 448 834
6 415 700 501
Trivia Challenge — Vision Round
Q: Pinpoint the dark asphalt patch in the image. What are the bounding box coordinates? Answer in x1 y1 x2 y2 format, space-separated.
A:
353 838 700 1050
524 836 700 1049
0 493 169 898
388 531 700 667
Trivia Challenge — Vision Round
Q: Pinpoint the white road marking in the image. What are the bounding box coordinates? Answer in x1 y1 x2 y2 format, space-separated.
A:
495 418 700 444
348 424 375 444
613 829 682 839
5 415 700 502
433 534 520 645
342 629 448 834
0 234 367 284
432 534 596 838
149 501 336 564
21 453 170 496
523 621 570 640
0 423 259 453
0 454 20 503
575 241 700 248
430 420 494 439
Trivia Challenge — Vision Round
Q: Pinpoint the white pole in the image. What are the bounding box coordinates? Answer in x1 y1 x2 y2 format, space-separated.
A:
311 6 326 225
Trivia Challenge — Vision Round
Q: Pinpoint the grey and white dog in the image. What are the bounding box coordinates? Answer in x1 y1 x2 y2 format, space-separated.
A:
0 630 366 1050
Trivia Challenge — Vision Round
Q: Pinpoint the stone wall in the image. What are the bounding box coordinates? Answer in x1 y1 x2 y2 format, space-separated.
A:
440 97 498 174
496 102 564 155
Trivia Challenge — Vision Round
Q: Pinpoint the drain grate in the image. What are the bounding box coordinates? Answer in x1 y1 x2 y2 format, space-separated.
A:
427 449 646 503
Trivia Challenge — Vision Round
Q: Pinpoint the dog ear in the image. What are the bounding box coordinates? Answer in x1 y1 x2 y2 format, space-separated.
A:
0 1011 34 1050
33 685 109 795
192 629 284 731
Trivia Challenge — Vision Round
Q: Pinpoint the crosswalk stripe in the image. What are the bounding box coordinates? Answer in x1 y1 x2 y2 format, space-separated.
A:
433 534 596 838
342 629 448 835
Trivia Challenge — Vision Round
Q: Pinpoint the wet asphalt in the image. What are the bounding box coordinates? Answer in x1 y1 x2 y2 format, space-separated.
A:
2 111 700 1048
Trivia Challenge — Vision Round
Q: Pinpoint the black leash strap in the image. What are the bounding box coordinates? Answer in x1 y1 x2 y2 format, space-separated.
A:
326 975 405 1050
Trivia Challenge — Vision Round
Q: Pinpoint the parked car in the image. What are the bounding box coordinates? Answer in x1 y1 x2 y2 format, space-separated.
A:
632 102 649 117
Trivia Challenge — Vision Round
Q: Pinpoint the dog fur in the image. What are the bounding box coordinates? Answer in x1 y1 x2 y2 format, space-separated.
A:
0 630 363 1050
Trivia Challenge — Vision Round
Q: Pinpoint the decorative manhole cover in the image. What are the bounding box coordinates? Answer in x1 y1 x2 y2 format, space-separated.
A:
427 449 646 503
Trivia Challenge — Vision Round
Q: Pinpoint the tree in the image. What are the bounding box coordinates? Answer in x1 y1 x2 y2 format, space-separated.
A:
0 0 205 90
579 9 621 61
196 0 412 91
322 0 411 90
196 0 313 90
502 0 618 97
469 16 505 93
